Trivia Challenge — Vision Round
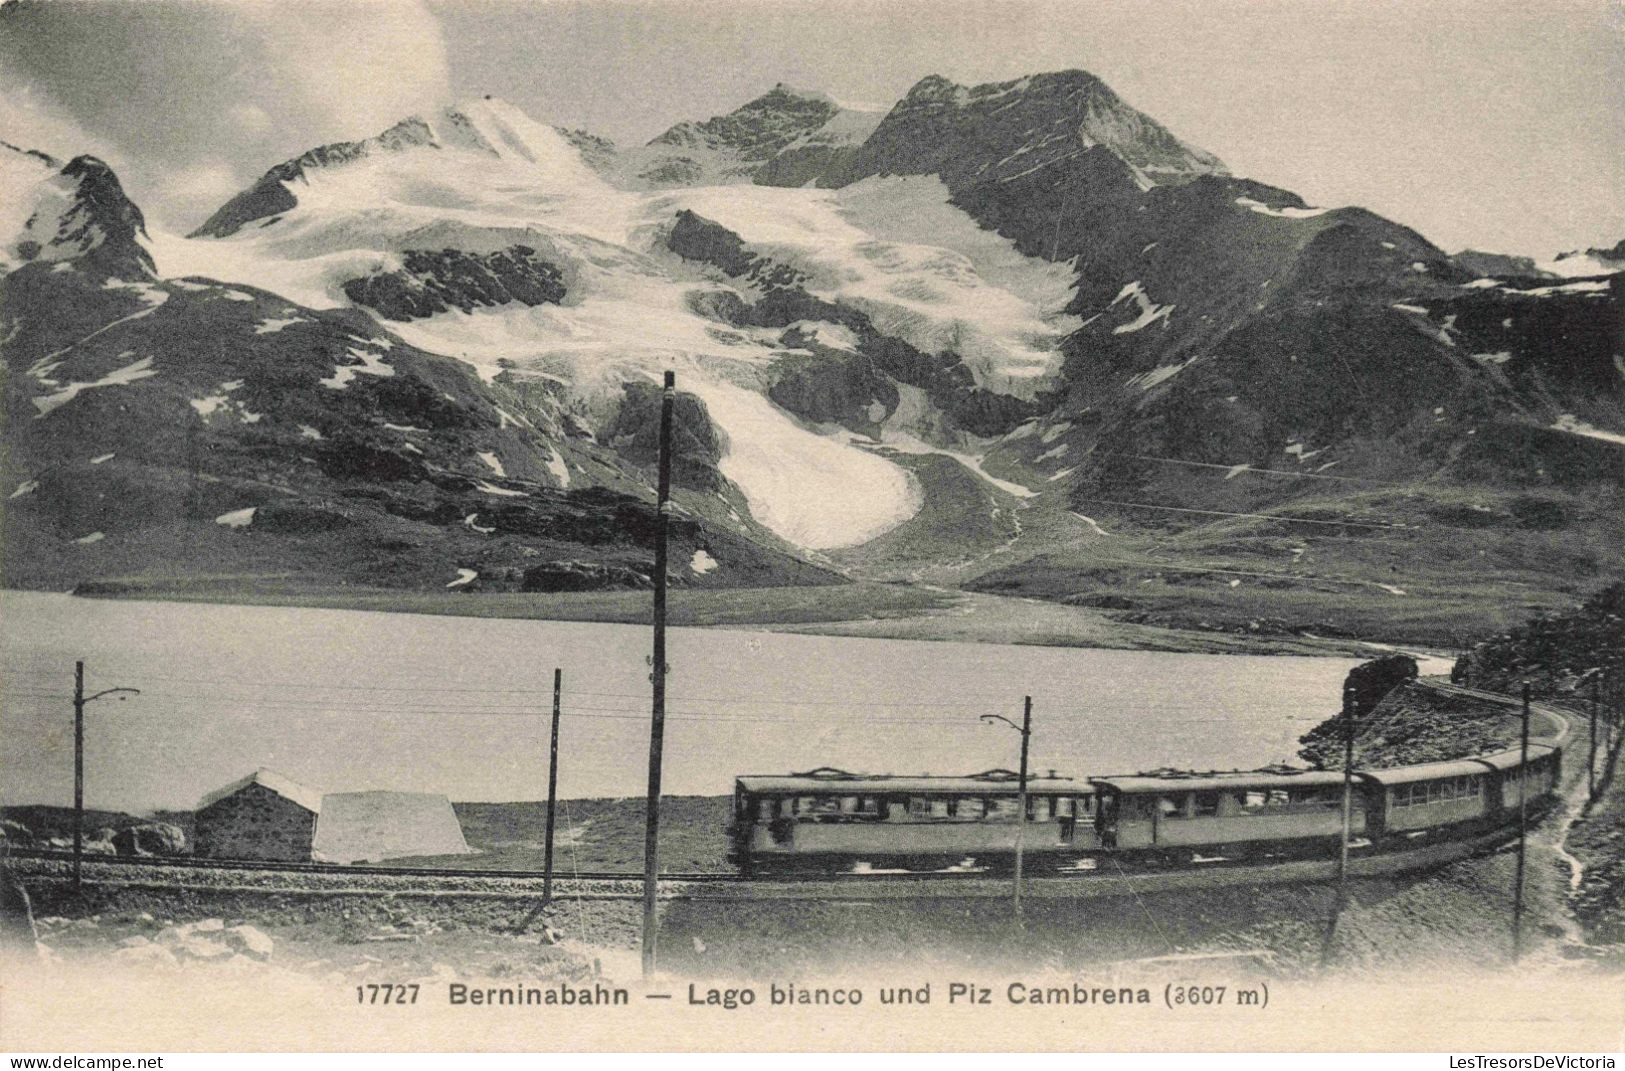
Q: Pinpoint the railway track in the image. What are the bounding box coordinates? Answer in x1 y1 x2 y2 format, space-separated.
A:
7 847 742 883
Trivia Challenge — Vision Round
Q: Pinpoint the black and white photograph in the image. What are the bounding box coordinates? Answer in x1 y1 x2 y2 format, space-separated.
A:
0 0 1621 1055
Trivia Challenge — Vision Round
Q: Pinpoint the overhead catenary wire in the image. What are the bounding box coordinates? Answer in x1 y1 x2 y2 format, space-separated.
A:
0 695 1326 728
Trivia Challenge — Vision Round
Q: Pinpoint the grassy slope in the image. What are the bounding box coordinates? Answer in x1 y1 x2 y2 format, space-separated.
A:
963 480 1623 649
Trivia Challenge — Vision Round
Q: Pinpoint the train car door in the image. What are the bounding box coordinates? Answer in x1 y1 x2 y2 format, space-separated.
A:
1094 790 1117 848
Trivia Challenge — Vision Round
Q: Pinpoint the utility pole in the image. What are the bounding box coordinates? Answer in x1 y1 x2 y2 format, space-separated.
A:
982 698 1033 920
641 370 676 978
73 661 83 891
1322 683 1357 968
71 661 139 893
543 667 562 904
1513 681 1531 963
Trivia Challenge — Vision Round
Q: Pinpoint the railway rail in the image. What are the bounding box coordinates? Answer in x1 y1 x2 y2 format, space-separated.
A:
7 847 741 883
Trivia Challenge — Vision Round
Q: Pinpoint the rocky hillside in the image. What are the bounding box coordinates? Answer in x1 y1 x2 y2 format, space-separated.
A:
1454 582 1625 700
1299 676 1528 769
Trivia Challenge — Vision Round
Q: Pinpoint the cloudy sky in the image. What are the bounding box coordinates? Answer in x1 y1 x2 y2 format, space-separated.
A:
0 0 1619 257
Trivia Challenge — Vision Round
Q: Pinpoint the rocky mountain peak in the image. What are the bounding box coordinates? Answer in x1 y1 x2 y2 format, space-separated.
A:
847 68 1225 193
649 83 841 161
0 146 153 279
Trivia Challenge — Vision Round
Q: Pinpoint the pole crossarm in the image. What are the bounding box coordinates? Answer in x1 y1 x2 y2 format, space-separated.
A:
72 663 140 894
84 687 141 703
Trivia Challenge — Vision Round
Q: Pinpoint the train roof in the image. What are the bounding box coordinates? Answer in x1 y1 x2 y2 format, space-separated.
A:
1358 757 1501 786
1090 769 1350 794
735 768 1088 795
1470 743 1557 772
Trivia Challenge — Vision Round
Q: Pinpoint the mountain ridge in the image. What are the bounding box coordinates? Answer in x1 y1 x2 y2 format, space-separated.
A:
4 68 1620 627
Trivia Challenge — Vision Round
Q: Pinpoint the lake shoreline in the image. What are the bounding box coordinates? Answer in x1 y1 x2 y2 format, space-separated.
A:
36 581 1451 661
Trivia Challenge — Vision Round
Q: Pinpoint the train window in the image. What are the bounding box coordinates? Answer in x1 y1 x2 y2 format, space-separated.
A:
929 798 952 818
987 797 1021 820
802 796 843 815
1194 791 1221 817
958 797 986 819
855 796 879 816
908 797 931 817
1026 796 1043 821
1158 795 1183 817
1077 796 1096 817
1054 797 1074 818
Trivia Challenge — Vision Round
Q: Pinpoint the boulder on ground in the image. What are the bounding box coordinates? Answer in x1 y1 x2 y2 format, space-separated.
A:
83 831 117 856
224 924 274 960
112 823 186 857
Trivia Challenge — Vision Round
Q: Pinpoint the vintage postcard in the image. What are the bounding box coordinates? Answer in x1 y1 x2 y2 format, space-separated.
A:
0 0 1621 1056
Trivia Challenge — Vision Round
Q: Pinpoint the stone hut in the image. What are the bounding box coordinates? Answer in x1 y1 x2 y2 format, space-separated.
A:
193 769 323 862
193 771 472 864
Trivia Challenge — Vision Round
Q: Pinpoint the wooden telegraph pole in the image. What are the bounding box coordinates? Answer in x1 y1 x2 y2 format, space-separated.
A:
1322 682 1357 967
641 370 676 977
72 661 84 892
981 698 1033 920
1014 697 1032 917
1513 681 1532 962
70 662 139 893
543 667 562 904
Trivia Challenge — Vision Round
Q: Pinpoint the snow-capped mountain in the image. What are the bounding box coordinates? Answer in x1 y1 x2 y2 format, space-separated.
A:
3 69 1621 608
0 134 836 593
1541 239 1625 279
1 141 154 279
147 95 1089 551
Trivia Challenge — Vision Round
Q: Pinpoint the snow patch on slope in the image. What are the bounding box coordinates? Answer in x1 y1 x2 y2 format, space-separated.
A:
688 378 922 549
34 357 158 417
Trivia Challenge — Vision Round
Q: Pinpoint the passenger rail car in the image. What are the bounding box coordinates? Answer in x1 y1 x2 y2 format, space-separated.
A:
731 739 1563 875
729 768 1095 874
1090 770 1363 861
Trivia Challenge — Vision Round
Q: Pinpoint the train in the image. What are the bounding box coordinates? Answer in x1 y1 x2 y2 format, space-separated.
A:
728 743 1563 876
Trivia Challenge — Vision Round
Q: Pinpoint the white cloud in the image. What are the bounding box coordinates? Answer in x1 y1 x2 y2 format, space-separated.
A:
0 0 453 231
0 78 124 169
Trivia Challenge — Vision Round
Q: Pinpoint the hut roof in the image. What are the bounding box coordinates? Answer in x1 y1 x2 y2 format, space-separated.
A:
197 768 325 814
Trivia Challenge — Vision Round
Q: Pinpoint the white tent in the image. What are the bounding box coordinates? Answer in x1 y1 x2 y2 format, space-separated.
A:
310 791 472 864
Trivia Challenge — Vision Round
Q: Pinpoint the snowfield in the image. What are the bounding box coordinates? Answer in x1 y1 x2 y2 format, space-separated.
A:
660 176 1078 395
686 378 922 549
152 97 1077 549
